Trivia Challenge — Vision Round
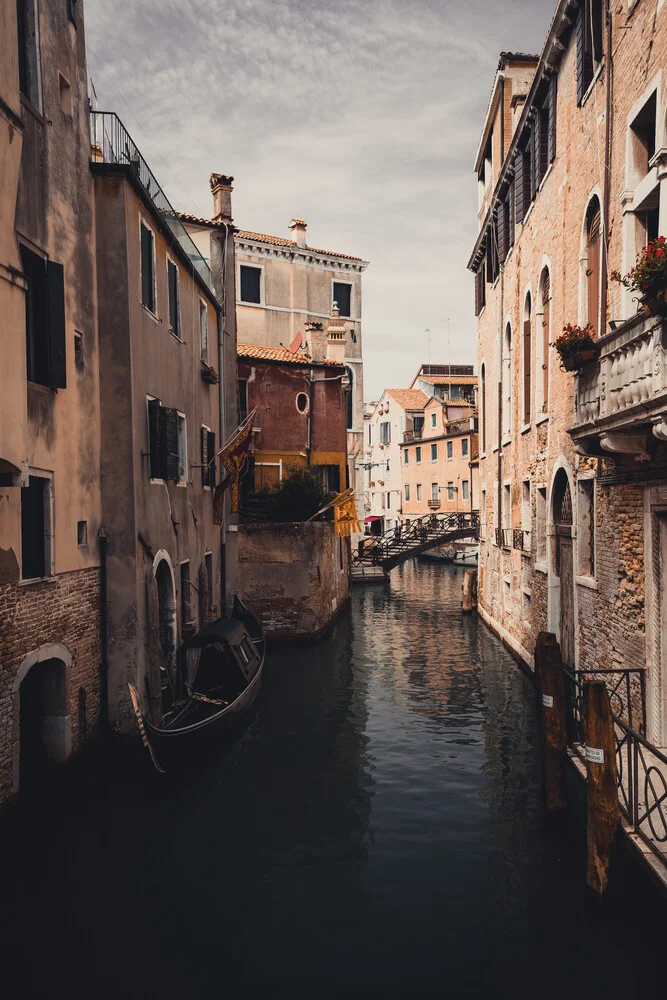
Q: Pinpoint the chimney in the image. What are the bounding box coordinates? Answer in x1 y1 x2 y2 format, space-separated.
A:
210 173 234 224
325 303 347 365
289 218 307 248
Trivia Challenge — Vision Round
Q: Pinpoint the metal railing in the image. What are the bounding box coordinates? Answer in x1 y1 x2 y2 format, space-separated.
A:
353 510 479 569
513 528 531 552
90 111 213 291
563 668 667 867
403 429 423 443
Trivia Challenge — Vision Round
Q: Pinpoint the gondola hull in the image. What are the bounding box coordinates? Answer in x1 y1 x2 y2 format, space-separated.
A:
129 597 265 771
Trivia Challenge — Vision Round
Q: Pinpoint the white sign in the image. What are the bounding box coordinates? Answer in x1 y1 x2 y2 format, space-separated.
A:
542 694 554 708
585 746 605 764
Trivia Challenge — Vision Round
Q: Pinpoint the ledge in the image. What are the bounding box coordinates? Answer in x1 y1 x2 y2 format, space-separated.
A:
534 562 547 575
576 574 598 591
535 412 549 426
520 423 532 435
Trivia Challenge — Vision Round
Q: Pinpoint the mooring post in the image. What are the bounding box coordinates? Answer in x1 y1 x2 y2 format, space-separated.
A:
583 679 620 896
535 631 567 812
462 570 477 614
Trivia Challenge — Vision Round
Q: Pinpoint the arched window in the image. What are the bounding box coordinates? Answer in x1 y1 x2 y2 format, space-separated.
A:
523 292 532 426
345 366 353 430
503 323 512 437
480 363 486 454
584 197 602 337
537 267 551 413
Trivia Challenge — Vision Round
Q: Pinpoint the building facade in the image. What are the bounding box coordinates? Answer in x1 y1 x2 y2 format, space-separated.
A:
363 389 430 533
401 398 479 520
91 115 232 732
469 4 667 748
0 0 102 804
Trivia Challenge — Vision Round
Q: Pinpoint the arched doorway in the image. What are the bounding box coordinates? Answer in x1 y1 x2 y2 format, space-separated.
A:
154 556 177 704
15 650 70 794
552 469 575 667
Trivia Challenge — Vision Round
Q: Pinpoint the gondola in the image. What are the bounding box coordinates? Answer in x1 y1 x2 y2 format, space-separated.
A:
128 596 265 772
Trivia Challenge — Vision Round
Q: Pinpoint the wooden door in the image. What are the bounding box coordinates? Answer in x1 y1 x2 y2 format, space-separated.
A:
559 533 575 668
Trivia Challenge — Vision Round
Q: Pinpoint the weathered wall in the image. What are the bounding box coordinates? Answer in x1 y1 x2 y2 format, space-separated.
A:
238 522 350 639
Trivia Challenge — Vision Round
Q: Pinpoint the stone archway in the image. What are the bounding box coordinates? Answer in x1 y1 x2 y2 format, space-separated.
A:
13 644 72 795
151 551 177 702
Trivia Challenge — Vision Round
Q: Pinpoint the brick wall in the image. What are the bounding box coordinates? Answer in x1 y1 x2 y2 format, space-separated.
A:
0 568 101 807
238 522 350 639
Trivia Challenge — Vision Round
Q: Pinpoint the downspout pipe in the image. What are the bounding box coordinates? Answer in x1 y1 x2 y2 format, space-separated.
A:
497 269 504 544
600 0 613 332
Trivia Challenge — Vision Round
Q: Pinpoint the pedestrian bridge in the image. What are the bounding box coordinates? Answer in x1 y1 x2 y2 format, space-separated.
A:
353 511 479 571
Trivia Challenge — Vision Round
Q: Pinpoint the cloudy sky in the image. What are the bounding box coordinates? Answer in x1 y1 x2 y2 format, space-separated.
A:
85 0 552 400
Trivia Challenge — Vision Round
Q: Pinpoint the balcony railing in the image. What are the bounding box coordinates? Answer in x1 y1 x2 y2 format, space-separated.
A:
427 499 440 510
513 528 531 552
90 112 213 293
570 312 667 452
403 428 423 443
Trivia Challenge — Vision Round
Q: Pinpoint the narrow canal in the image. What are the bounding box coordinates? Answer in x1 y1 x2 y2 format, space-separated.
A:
2 561 666 997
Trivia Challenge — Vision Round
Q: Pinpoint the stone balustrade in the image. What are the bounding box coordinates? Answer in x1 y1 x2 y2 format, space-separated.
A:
570 313 667 456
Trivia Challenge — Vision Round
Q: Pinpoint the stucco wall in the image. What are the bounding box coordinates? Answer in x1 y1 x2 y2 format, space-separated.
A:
238 522 350 639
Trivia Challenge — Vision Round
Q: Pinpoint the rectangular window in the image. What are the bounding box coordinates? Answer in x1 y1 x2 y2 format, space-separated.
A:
21 475 52 580
148 398 188 483
522 480 531 532
431 443 438 462
333 282 352 318
20 245 66 389
462 480 469 501
387 492 391 510
74 331 84 371
314 464 341 493
167 259 180 338
447 441 453 460
68 0 78 26
201 425 216 488
461 438 469 458
415 446 422 464
181 562 191 628
404 449 409 465
17 0 41 107
577 479 595 577
502 483 511 547
481 488 487 539
240 265 261 304
431 482 439 503
199 299 208 360
367 424 372 446
380 422 391 445
77 520 87 545
431 412 437 428
577 1 603 105
238 380 248 422
416 484 422 502
447 481 455 501
176 413 187 483
140 222 156 313
405 484 411 503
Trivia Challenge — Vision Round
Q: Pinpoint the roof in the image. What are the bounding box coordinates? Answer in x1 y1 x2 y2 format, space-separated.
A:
385 389 430 410
176 213 365 261
498 51 540 68
417 375 478 387
236 229 365 262
237 343 344 368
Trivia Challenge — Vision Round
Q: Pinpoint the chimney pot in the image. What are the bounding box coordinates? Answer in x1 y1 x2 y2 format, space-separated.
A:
289 218 307 249
210 173 234 223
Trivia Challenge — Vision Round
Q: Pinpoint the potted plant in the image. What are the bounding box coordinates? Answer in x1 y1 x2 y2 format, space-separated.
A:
611 236 667 316
552 323 598 372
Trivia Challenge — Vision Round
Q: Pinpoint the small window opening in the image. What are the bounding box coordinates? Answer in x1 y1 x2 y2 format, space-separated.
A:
58 73 72 115
296 392 309 414
77 520 87 545
74 331 84 370
240 265 261 304
333 282 352 318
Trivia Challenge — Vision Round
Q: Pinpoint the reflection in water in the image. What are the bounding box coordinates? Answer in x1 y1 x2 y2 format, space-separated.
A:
0 560 666 998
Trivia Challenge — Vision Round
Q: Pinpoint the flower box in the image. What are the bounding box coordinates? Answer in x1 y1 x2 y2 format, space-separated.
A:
552 323 598 372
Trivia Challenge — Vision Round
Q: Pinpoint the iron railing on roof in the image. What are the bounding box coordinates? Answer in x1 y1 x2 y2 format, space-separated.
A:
90 111 212 291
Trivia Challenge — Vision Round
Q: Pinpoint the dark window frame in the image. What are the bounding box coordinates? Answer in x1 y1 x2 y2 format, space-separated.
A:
140 221 156 314
333 281 352 318
239 264 262 305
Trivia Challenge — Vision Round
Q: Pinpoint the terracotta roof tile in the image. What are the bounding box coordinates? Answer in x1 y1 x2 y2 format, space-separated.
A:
418 375 478 387
178 213 365 261
385 389 430 410
237 343 344 367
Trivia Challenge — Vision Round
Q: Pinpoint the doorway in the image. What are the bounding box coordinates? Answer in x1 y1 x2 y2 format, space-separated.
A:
552 469 575 668
155 557 177 699
19 657 68 794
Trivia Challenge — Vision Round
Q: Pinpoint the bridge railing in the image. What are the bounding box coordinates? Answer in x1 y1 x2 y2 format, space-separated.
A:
353 510 479 567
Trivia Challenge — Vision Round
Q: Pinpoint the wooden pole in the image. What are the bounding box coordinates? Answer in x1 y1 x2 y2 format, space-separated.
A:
583 679 620 896
462 569 477 614
535 631 567 812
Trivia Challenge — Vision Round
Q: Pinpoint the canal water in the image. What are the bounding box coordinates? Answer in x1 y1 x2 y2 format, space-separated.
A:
2 561 666 997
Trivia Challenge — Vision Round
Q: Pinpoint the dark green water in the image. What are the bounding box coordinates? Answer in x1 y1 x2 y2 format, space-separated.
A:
1 561 665 998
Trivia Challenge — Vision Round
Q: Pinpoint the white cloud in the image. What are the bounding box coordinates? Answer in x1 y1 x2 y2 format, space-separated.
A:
85 0 551 398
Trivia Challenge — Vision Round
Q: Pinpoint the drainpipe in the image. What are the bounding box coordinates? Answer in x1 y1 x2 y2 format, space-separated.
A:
218 224 229 609
497 268 504 543
600 1 613 332
98 527 109 732
307 367 314 467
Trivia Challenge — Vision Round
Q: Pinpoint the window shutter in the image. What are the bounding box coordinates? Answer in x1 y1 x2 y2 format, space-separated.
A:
530 126 538 201
592 0 604 63
577 4 594 105
46 261 66 388
514 151 525 224
508 182 515 248
548 78 557 162
524 320 532 425
539 104 549 182
164 408 180 481
141 225 154 311
207 431 216 487
474 268 482 317
497 203 507 265
200 426 209 487
148 399 161 479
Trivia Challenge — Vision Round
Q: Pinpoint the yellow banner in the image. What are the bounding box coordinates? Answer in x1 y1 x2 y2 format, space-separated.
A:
334 493 361 537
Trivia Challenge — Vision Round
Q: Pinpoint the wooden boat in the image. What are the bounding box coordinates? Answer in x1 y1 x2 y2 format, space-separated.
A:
128 596 265 771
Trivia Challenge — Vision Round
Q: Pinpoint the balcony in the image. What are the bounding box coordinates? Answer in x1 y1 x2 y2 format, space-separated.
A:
90 112 213 294
427 499 440 510
513 528 531 553
569 312 667 457
403 428 423 443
